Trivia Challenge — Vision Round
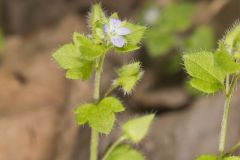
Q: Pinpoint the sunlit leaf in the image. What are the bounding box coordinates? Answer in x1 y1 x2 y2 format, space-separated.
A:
98 97 125 113
74 97 125 134
123 22 146 45
183 51 225 93
52 44 83 69
73 33 107 60
214 43 240 74
66 61 94 80
122 114 154 143
225 24 240 52
106 145 145 160
115 62 143 93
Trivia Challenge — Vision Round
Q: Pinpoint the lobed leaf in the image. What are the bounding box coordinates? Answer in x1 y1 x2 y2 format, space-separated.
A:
88 106 115 134
74 97 125 134
66 61 94 80
52 44 82 69
98 97 125 113
74 104 95 125
105 145 145 160
122 114 154 143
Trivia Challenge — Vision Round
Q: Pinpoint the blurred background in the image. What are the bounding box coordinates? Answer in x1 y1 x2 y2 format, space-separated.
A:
0 0 240 160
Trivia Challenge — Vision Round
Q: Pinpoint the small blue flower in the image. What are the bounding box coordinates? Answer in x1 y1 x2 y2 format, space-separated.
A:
104 18 131 48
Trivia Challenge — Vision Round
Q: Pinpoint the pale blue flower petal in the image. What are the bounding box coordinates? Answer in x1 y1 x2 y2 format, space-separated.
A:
104 24 110 35
117 27 131 35
111 36 125 47
109 18 121 28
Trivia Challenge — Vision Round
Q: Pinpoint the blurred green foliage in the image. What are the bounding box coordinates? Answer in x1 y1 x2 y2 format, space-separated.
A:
142 2 215 57
185 26 215 50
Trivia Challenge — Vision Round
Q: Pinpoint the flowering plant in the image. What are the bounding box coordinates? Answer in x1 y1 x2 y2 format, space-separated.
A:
52 4 154 160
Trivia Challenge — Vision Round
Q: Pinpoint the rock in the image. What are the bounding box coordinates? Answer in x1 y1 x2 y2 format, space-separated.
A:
0 107 60 160
0 15 91 160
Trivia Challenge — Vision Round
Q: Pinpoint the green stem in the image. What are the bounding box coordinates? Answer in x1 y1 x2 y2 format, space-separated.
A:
104 84 118 98
219 75 238 157
224 141 240 156
219 93 231 157
90 56 105 160
102 136 126 160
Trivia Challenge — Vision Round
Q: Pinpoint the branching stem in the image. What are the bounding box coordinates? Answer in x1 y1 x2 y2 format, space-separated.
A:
102 136 126 160
219 75 239 157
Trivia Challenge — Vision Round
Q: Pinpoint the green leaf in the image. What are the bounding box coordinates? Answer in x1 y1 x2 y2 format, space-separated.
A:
183 51 225 93
116 75 142 93
88 106 115 134
190 78 222 93
214 44 240 74
115 44 140 53
225 24 240 52
73 33 107 60
74 103 115 134
224 156 240 160
74 97 125 134
66 61 94 80
195 155 217 160
52 43 95 80
117 62 141 77
115 62 143 93
52 44 82 69
123 22 146 45
74 104 95 125
110 12 119 19
98 97 125 113
185 26 215 50
106 145 145 160
89 4 106 33
122 114 154 143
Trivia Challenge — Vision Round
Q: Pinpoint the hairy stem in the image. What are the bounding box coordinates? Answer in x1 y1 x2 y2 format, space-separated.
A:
102 136 126 160
90 56 105 160
219 75 238 157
